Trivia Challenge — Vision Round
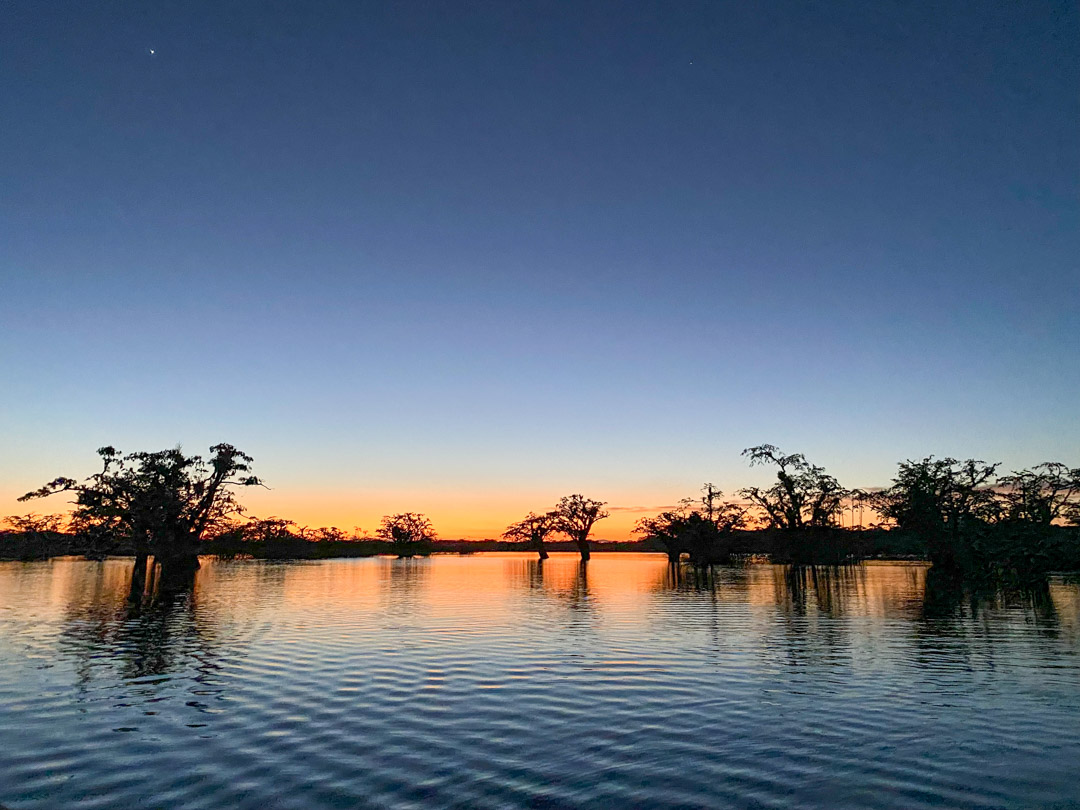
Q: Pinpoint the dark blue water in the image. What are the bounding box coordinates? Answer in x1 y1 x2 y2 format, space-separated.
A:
1 554 1079 809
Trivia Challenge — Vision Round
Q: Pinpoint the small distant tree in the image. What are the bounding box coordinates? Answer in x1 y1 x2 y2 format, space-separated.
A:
242 516 298 542
554 494 609 561
376 512 435 558
312 526 348 543
1 514 68 560
19 444 262 568
739 445 847 529
239 516 309 559
503 511 560 559
3 514 65 535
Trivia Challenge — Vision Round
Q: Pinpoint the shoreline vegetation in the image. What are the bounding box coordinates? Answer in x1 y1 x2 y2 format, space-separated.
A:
3 444 1078 586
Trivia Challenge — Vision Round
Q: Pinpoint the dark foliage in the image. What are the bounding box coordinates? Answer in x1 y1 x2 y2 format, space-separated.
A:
503 511 560 559
739 445 847 530
552 494 609 561
869 457 1080 582
7 444 1080 582
18 444 262 567
634 484 747 564
375 512 436 558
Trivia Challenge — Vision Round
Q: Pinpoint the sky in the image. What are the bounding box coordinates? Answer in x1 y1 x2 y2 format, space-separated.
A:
2 1 1078 539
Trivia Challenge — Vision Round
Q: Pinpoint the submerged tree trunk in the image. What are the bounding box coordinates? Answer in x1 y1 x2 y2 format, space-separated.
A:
128 554 149 606
156 556 200 594
575 534 590 561
151 529 202 570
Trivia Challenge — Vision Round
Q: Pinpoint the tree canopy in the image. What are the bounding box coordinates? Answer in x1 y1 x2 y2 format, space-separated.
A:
503 511 560 559
635 484 746 563
19 444 261 564
376 512 436 557
554 494 609 561
868 457 1000 536
997 462 1080 526
739 445 847 529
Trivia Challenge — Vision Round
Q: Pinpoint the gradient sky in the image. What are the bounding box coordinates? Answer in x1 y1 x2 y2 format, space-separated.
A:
2 1 1078 538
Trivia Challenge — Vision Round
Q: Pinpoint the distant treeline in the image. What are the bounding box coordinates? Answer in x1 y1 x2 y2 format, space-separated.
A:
4 443 1079 582
0 524 945 563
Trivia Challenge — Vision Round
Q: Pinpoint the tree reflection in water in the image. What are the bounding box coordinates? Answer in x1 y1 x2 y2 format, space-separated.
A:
59 558 220 695
51 556 1070 699
380 555 431 619
649 561 1067 672
920 566 1062 638
508 558 595 622
660 561 724 591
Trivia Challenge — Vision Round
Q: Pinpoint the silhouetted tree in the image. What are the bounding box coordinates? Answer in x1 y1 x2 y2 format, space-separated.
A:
1 513 68 560
634 509 687 562
698 482 724 521
376 512 435 558
19 444 261 569
3 513 64 534
997 463 1080 526
238 516 314 558
311 526 348 543
688 484 747 537
243 516 298 541
554 494 608 561
739 445 847 529
988 462 1080 578
871 457 1000 532
869 457 999 572
503 511 560 559
634 486 746 564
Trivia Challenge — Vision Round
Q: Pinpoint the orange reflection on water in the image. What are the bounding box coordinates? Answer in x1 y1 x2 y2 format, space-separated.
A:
2 555 1078 650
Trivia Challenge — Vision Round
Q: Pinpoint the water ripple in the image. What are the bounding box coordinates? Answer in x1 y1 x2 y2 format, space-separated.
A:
1 555 1079 808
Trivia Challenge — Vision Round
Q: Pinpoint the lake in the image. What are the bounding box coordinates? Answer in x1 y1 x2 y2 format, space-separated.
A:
1 553 1079 809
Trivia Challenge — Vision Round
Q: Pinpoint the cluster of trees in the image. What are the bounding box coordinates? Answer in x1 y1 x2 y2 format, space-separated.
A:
502 495 609 561
375 512 437 557
8 445 452 565
629 446 875 566
16 444 262 570
6 443 1080 581
199 513 439 560
0 512 71 560
601 445 1080 577
867 458 1080 580
633 484 747 564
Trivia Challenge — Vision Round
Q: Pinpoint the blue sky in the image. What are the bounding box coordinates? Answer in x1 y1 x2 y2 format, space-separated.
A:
2 1 1077 536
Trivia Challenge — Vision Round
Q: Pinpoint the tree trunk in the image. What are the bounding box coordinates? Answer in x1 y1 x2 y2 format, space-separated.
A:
156 555 199 593
128 554 149 606
153 530 202 570
575 534 590 561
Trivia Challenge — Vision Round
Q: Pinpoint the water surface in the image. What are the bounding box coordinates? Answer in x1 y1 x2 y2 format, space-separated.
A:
1 554 1079 809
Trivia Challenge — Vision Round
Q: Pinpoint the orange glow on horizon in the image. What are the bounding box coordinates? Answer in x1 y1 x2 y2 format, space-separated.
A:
235 488 664 541
0 482 882 542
